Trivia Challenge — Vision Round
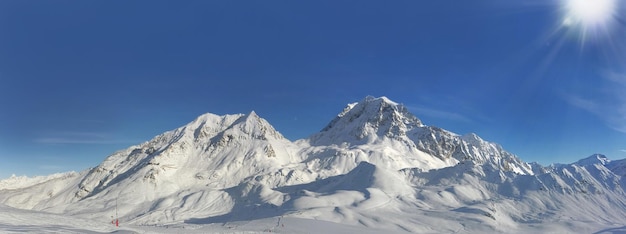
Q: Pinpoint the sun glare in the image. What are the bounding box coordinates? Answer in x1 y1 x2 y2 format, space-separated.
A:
558 0 621 45
565 0 616 27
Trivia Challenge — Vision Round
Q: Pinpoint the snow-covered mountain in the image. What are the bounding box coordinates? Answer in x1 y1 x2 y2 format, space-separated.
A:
1 96 625 233
574 153 612 166
299 96 534 177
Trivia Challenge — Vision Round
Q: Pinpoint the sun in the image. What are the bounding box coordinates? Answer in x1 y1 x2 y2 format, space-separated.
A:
562 0 617 28
566 0 616 26
558 0 620 45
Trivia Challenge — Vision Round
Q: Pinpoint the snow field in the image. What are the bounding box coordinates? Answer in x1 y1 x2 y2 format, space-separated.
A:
2 96 626 233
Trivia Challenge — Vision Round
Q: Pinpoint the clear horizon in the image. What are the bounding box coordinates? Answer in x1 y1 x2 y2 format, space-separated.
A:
1 1 625 178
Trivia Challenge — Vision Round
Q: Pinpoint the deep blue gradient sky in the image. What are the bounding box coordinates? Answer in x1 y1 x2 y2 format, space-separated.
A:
1 1 625 178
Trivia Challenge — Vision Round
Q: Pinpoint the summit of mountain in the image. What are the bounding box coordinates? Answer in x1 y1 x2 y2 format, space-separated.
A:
1 96 625 233
299 96 534 176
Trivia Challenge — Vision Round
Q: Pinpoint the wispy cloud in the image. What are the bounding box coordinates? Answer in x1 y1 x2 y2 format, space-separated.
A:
606 71 626 85
35 131 136 145
38 165 64 171
35 138 133 144
620 149 626 153
407 105 472 122
50 131 110 138
564 95 598 113
564 71 626 134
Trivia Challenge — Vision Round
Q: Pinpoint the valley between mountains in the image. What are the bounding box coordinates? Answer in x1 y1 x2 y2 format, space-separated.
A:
2 96 626 233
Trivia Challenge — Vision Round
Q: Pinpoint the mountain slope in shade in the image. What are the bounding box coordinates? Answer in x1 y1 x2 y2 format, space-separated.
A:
73 111 301 199
607 158 626 177
1 96 625 233
298 96 534 178
1 111 308 223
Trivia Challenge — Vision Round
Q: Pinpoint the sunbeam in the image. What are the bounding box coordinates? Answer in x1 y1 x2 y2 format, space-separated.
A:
559 0 621 46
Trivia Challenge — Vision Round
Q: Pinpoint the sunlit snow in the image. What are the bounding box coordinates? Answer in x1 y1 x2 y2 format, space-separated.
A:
1 96 626 233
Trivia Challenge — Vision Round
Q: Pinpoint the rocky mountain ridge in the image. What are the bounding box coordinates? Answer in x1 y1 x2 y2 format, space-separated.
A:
1 96 625 233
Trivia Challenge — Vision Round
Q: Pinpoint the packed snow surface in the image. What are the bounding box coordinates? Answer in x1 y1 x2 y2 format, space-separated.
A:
2 96 626 233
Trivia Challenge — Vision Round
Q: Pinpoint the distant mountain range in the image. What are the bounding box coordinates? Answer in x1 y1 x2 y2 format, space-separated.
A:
2 96 625 233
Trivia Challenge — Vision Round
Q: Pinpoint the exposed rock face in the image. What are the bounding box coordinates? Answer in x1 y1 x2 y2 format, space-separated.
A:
306 96 533 175
1 96 625 233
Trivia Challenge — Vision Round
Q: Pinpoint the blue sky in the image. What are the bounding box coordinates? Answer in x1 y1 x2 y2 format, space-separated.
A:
1 0 625 178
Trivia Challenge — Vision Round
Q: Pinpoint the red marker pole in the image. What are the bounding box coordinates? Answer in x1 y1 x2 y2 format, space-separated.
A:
115 197 119 227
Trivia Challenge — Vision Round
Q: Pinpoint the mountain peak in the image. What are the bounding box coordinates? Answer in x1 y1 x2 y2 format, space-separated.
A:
574 154 610 166
311 96 422 145
363 95 398 105
229 110 284 140
247 110 258 117
461 133 482 143
7 96 626 233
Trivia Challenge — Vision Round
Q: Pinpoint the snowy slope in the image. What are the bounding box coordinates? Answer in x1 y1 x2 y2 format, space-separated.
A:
298 96 534 177
0 171 84 210
0 204 133 234
1 96 626 233
0 172 78 191
1 111 306 223
608 158 626 176
574 153 612 166
0 203 410 234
